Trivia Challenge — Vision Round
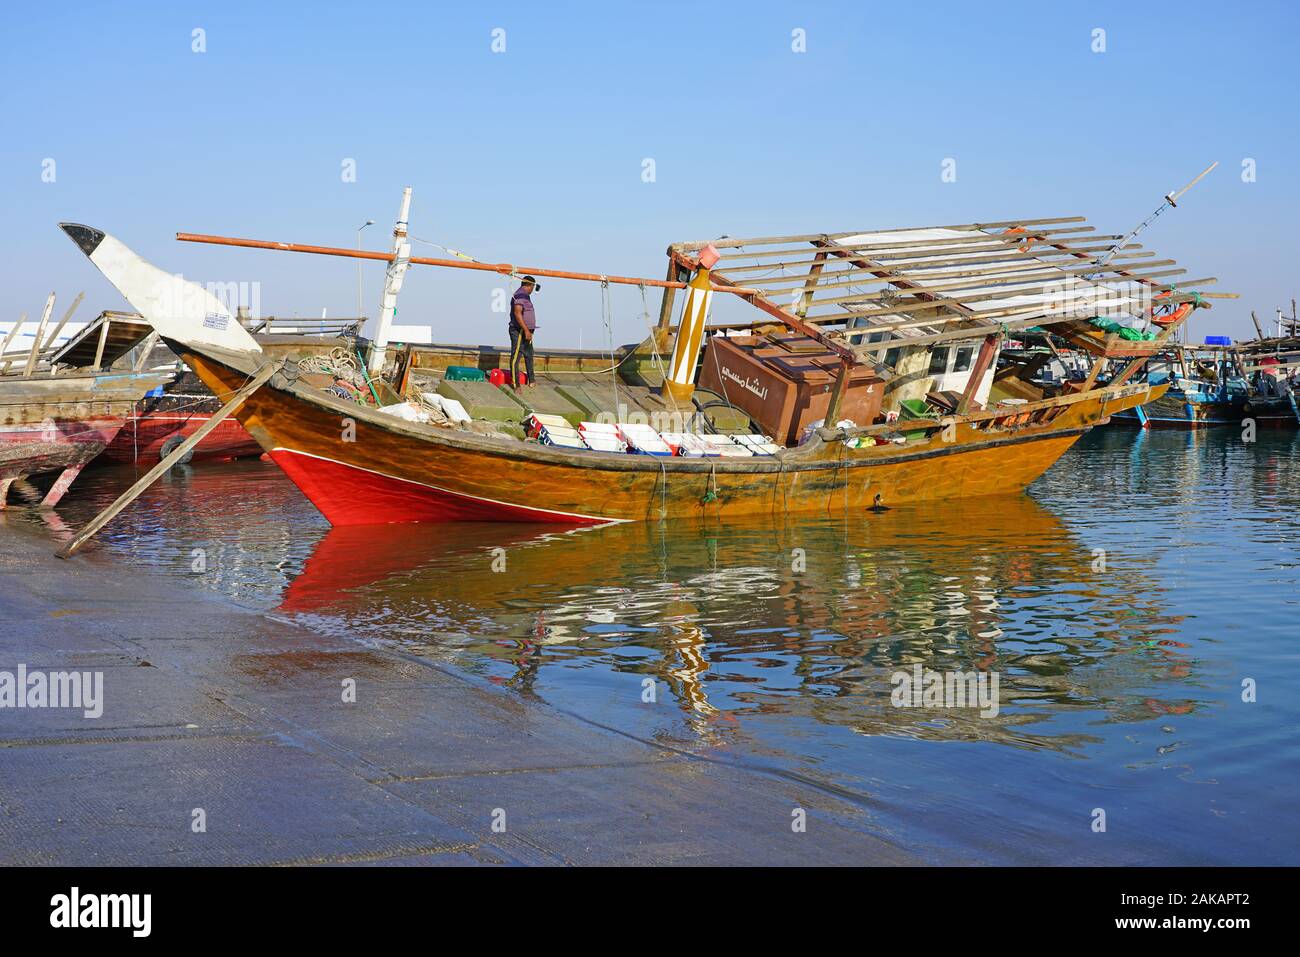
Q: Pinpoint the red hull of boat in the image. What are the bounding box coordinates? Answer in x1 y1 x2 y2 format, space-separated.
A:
98 413 263 465
268 448 611 526
0 416 124 479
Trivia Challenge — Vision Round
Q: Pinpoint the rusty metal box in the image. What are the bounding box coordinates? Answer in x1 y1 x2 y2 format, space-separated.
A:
697 335 884 443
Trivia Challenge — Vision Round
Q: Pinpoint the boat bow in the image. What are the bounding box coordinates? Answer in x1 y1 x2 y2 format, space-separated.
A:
57 223 263 358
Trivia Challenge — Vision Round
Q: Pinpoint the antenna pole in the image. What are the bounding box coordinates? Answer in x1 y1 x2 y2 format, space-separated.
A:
1089 162 1218 276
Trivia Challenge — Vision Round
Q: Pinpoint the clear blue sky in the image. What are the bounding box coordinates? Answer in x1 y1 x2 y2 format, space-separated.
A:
2 0 1296 344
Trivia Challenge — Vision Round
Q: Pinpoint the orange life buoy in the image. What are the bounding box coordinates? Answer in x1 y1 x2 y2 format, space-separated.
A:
1149 290 1192 327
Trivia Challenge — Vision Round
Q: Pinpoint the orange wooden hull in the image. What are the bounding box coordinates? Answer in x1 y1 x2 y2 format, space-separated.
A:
182 349 1158 526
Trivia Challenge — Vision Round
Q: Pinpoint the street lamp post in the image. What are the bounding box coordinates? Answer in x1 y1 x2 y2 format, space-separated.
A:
356 219 375 323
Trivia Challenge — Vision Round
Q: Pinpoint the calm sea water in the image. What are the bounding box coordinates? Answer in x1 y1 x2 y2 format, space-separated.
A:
15 427 1300 864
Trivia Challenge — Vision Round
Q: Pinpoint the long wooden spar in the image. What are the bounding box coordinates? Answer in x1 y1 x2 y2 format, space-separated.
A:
177 232 754 295
177 230 862 366
57 359 283 559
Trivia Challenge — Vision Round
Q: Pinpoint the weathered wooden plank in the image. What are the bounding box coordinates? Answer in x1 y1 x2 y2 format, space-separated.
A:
41 292 85 355
794 251 828 318
23 294 56 377
671 216 1086 251
715 227 1102 261
56 360 281 558
737 248 1155 288
718 241 1144 276
801 265 1186 312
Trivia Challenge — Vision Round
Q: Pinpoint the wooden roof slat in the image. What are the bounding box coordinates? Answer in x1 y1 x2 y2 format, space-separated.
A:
671 216 1086 251
724 242 1145 279
960 285 1220 321
801 278 1218 328
746 252 1163 296
835 311 1080 353
797 265 1187 311
829 294 1213 356
666 216 1233 367
715 226 1100 261
833 261 1181 297
810 237 985 326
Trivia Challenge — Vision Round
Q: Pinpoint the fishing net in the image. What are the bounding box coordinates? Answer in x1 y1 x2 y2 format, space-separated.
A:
297 347 374 401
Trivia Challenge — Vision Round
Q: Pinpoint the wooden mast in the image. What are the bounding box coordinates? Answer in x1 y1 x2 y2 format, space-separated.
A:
368 187 412 374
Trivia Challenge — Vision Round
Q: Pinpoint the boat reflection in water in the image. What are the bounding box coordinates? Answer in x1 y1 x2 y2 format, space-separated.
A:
277 490 1191 753
30 432 1293 863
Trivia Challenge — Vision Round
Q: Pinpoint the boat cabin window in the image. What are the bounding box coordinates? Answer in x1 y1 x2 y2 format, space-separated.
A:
928 347 950 375
952 346 973 373
884 347 901 369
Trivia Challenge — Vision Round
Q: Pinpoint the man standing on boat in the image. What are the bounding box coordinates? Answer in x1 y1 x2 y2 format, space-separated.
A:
509 276 539 388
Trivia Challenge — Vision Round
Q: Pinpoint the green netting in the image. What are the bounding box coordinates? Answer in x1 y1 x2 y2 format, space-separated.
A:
1089 318 1157 341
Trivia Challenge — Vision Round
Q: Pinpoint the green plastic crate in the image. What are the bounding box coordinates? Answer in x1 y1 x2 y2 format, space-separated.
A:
898 397 937 440
444 365 486 382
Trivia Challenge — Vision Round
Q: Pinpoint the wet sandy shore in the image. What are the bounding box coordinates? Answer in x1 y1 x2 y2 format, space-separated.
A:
0 518 912 866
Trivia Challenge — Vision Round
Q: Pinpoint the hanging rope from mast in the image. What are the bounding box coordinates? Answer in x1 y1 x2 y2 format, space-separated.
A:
635 281 679 418
600 278 618 416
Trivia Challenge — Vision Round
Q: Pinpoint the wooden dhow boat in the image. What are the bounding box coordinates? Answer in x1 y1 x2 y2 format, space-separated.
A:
56 207 1232 529
1227 332 1300 428
1 305 169 507
1108 340 1300 428
1107 346 1249 428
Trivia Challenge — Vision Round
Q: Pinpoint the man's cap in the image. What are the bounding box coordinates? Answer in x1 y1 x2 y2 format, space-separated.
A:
520 275 541 291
